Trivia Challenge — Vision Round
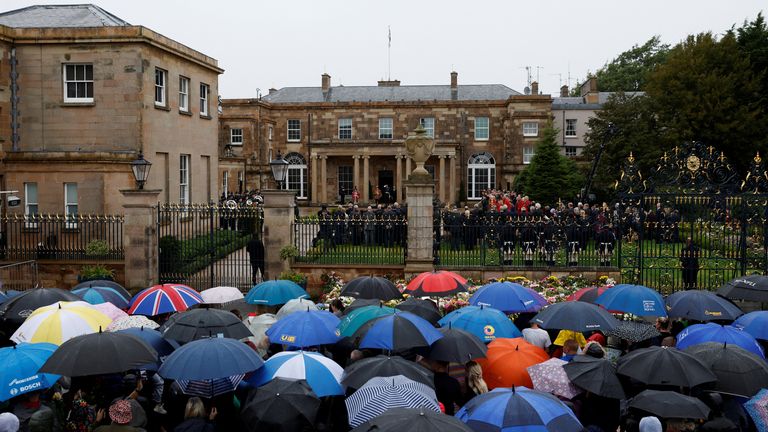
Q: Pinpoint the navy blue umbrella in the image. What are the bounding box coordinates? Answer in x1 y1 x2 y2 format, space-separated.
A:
532 301 620 332
676 323 764 358
666 290 743 321
116 327 179 359
734 311 768 340
158 337 264 381
596 284 666 317
359 311 443 352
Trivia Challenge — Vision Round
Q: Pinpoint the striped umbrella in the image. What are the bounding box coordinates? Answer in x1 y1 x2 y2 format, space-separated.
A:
345 375 440 428
11 301 112 345
128 284 203 316
249 350 344 397
72 286 130 309
405 271 468 298
178 374 245 398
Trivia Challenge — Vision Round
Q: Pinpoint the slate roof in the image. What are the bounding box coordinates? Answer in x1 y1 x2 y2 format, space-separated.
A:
0 4 130 28
552 91 645 109
262 84 521 103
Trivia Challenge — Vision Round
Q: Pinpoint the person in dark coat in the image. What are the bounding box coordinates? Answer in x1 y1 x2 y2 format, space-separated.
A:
680 237 700 289
174 397 216 432
246 236 265 284
429 361 463 416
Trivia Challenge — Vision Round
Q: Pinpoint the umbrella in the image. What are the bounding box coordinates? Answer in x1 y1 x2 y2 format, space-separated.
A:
477 337 550 389
469 282 548 313
563 355 626 399
526 358 582 399
733 311 768 340
665 290 743 321
0 292 7 304
249 350 344 397
128 284 203 316
338 305 396 338
595 284 667 317
567 285 611 303
275 298 318 320
241 378 320 432
266 309 340 348
359 311 443 352
344 298 381 315
532 301 620 332
629 389 710 419
439 306 521 342
39 331 158 376
72 280 131 299
116 327 178 359
243 313 276 356
0 288 80 326
346 375 440 428
425 326 488 363
158 337 263 381
676 323 764 358
684 342 768 397
0 343 60 402
395 297 441 324
456 387 584 432
404 271 468 298
159 308 252 343
178 374 244 398
342 355 434 391
616 346 717 387
200 286 244 304
718 275 768 302
11 301 112 345
106 315 159 331
744 389 768 432
72 286 130 309
245 280 308 306
350 407 474 432
341 276 403 301
91 302 128 321
607 320 660 343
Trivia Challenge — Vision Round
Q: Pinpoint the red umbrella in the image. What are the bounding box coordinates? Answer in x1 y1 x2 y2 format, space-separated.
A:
567 286 611 304
405 271 468 297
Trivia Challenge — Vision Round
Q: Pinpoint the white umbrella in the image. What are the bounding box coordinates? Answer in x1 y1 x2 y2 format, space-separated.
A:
91 302 129 321
106 315 160 331
200 286 244 304
243 313 276 357
276 298 318 320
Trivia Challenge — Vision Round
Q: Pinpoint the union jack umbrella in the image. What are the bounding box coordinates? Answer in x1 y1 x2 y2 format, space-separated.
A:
404 271 468 297
128 284 203 316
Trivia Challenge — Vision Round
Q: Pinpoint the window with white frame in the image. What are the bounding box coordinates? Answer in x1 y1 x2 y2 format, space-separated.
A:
64 183 78 228
24 183 38 228
522 122 539 137
230 128 243 145
179 76 190 112
420 117 435 138
338 166 353 198
523 146 535 164
565 146 577 157
180 154 190 205
474 117 489 140
199 83 210 116
222 171 229 197
287 120 301 142
379 118 393 139
338 118 352 139
283 153 307 199
467 152 496 199
154 68 167 107
63 64 94 103
565 119 577 137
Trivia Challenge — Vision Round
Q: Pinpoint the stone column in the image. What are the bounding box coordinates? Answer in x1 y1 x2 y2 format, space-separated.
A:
262 190 296 280
449 154 457 204
310 155 318 203
404 125 436 277
120 189 161 292
395 155 403 202
405 157 412 180
353 155 360 194
438 155 446 203
362 155 370 203
320 156 328 204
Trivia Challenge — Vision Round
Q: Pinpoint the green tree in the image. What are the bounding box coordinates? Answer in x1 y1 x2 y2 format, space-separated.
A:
594 36 670 91
734 12 768 95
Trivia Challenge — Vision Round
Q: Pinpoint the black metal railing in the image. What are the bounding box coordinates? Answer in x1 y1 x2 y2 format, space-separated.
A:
0 213 124 261
0 260 39 291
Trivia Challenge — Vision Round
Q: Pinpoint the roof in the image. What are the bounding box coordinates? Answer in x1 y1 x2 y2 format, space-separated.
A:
552 91 645 110
262 84 521 103
0 4 130 28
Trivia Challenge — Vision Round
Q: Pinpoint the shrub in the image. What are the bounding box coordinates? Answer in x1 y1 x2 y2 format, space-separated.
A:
85 239 110 257
80 264 114 281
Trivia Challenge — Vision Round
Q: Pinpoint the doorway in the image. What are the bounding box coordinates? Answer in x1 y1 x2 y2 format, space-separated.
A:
378 170 394 204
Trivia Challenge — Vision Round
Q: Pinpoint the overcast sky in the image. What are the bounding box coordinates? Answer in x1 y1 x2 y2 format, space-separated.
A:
3 1 765 98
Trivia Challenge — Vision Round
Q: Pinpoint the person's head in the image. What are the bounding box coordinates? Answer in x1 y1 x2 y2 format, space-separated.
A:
465 361 488 395
330 299 345 313
529 322 540 329
29 406 54 432
184 397 207 420
563 339 579 355
230 309 242 320
639 416 662 432
0 413 19 432
108 399 133 425
121 373 138 394
686 237 693 246
655 317 671 332
430 360 449 373
661 336 676 347
584 342 605 359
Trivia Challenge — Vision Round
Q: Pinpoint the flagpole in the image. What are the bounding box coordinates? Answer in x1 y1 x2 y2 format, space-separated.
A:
388 25 391 81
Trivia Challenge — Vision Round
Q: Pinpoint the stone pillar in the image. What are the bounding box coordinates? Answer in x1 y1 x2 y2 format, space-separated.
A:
405 157 412 180
405 174 435 277
395 155 403 203
120 189 161 292
353 155 360 195
362 155 370 203
438 155 446 203
262 190 296 280
310 155 318 203
449 154 457 204
320 156 328 204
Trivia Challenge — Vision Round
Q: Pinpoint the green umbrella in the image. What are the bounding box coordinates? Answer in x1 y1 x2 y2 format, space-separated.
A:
337 305 395 338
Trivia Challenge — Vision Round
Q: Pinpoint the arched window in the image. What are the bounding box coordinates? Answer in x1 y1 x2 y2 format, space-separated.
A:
283 152 307 199
467 152 496 199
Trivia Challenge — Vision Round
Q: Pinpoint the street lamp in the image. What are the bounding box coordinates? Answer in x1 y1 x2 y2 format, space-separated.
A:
130 153 152 190
269 151 289 189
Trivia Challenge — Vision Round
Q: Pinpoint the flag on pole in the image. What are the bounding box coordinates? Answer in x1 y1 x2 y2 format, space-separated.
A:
388 26 391 47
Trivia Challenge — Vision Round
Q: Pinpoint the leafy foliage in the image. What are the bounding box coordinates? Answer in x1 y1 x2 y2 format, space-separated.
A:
594 36 670 91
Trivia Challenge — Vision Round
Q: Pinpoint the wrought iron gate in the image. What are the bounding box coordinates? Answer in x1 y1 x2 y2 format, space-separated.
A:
158 203 263 291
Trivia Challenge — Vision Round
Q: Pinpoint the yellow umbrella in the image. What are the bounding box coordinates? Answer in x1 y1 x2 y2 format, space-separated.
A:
11 301 112 345
553 329 587 348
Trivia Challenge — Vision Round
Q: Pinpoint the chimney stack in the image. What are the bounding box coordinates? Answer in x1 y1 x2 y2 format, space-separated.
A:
450 71 458 89
268 88 277 95
560 85 569 97
321 73 331 93
531 81 539 95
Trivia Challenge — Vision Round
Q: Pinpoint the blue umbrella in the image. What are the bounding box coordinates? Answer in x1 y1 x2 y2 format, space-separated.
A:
73 280 131 300
0 343 61 402
456 387 584 432
734 311 768 340
248 350 344 397
245 280 308 306
665 290 743 321
158 337 264 381
73 286 130 309
359 311 443 351
266 309 340 348
439 306 521 343
676 323 765 358
596 284 667 317
0 292 8 304
469 282 548 313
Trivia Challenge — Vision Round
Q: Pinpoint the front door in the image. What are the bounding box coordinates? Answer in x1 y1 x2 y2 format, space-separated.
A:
378 170 394 204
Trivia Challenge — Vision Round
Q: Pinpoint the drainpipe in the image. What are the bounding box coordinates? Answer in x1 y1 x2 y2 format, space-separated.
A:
10 46 19 151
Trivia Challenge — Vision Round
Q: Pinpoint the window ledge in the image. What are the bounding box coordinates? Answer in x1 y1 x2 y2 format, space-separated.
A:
565 135 578 138
154 104 171 111
523 134 538 138
61 102 95 107
474 138 489 142
179 110 192 116
200 114 212 120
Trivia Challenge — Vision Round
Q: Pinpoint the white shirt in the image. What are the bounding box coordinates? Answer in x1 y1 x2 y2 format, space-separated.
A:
522 327 551 349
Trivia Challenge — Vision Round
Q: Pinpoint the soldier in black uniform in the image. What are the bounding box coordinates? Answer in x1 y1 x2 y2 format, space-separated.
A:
680 237 700 289
596 224 617 267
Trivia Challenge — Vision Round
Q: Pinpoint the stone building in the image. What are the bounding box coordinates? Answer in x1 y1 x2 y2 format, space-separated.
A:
0 4 223 215
220 73 551 206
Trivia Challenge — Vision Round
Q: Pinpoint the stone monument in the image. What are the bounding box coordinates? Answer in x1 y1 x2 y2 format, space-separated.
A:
404 125 436 276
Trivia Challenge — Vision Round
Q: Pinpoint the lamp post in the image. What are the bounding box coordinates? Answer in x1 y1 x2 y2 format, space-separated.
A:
130 153 152 190
269 151 289 189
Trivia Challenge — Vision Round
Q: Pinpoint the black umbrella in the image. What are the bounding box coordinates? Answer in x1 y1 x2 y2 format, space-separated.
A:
629 390 710 419
616 346 717 388
72 280 131 301
563 355 626 399
241 378 320 432
396 298 441 324
39 331 158 376
424 326 487 363
666 290 743 321
532 301 620 332
341 276 403 301
345 298 382 315
607 321 660 343
718 275 768 302
684 342 768 397
0 288 80 326
342 355 434 391
158 308 252 343
351 407 473 432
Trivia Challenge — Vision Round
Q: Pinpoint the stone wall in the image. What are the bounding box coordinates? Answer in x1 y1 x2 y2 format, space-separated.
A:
36 260 125 290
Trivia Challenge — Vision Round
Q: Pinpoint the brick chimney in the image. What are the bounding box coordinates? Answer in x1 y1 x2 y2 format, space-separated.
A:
377 79 401 87
321 73 331 93
560 85 569 97
531 81 539 95
268 88 277 95
580 77 598 103
450 71 458 89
